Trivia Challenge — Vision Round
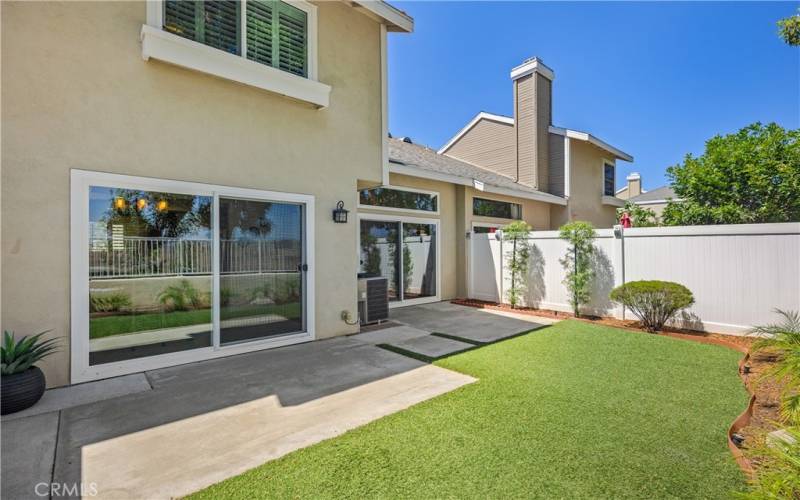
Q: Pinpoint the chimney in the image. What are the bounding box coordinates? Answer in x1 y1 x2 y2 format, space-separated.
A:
626 172 642 198
511 57 554 189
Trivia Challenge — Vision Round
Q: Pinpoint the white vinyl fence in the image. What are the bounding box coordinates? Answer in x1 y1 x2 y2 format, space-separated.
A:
469 223 800 334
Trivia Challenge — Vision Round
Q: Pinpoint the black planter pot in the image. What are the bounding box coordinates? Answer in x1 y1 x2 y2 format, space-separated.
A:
1 366 46 415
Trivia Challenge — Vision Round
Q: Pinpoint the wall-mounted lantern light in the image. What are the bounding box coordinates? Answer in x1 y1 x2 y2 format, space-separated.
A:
332 200 349 223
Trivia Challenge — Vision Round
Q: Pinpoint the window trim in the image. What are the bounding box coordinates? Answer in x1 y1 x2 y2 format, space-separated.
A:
357 185 440 216
602 159 616 197
142 0 330 108
70 169 316 383
471 196 523 220
357 213 441 308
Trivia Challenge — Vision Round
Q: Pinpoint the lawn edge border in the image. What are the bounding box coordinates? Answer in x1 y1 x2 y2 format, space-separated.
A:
451 299 757 480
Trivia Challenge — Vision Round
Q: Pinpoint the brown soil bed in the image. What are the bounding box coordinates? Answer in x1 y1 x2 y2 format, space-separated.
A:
737 350 786 467
451 298 786 478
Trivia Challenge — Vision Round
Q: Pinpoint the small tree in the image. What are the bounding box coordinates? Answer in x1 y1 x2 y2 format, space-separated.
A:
616 201 659 227
559 221 596 317
503 221 532 308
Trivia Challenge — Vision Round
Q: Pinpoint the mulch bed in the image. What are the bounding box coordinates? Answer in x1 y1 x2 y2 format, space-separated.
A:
451 298 786 480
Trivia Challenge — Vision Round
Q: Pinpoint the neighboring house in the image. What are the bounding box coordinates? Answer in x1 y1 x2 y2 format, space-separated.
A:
2 1 412 386
436 58 633 229
357 58 633 304
616 172 679 217
615 172 644 200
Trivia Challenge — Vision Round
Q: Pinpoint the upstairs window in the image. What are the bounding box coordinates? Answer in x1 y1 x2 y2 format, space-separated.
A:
163 0 308 78
603 162 615 196
358 187 438 213
472 197 522 220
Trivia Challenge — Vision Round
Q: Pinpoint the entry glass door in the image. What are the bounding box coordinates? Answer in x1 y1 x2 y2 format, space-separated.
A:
359 218 437 305
219 197 305 344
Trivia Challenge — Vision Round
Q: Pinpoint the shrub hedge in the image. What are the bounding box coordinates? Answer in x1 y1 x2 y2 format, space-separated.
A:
610 280 694 332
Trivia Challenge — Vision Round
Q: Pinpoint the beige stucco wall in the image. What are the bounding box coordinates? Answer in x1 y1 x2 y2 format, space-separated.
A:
550 140 619 229
2 1 384 387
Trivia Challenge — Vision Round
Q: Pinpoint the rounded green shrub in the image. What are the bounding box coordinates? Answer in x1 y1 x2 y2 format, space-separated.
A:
610 280 694 333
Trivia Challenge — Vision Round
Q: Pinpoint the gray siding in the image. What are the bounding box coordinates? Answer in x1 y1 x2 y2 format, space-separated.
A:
548 133 565 197
443 118 516 178
535 74 551 190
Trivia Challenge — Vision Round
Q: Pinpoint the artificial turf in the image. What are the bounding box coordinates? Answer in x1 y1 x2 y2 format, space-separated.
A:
89 303 301 338
189 320 749 499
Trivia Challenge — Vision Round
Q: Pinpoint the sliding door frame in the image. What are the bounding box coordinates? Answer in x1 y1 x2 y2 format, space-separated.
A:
357 213 441 308
70 169 315 383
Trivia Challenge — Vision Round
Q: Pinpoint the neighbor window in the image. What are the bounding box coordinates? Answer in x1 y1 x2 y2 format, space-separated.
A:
359 187 438 213
163 0 309 77
604 162 615 196
472 197 522 220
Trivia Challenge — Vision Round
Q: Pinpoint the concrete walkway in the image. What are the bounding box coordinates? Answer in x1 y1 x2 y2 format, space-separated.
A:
389 302 551 344
351 302 555 360
1 338 474 499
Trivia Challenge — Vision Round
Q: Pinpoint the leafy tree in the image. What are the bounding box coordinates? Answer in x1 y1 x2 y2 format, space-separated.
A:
616 201 659 227
503 221 532 308
662 123 800 226
559 221 596 317
778 9 800 46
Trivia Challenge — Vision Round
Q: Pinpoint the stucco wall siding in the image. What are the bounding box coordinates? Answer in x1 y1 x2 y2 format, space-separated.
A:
2 1 383 386
550 140 618 229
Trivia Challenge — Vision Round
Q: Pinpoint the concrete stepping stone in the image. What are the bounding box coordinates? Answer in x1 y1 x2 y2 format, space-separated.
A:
382 334 475 360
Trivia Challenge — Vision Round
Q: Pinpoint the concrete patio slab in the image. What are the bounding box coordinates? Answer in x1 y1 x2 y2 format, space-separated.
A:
349 324 430 345
1 411 59 499
2 373 151 422
384 334 475 360
27 337 476 499
390 302 549 344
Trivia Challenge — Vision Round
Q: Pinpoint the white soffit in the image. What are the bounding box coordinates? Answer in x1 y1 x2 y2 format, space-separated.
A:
352 1 414 32
549 126 633 162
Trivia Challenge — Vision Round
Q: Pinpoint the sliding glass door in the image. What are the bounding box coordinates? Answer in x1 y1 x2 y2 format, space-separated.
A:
218 197 304 345
359 216 438 306
72 170 314 383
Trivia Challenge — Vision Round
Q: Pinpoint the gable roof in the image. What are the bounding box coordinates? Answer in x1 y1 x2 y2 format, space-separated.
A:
629 185 677 203
437 112 633 163
389 138 566 205
437 112 513 154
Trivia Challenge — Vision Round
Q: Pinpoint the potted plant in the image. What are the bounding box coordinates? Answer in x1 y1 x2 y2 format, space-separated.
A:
1 330 58 415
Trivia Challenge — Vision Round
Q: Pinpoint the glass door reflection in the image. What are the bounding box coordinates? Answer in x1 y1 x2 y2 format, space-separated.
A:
219 198 305 345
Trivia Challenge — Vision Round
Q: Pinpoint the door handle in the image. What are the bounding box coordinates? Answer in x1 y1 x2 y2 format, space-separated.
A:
298 264 309 272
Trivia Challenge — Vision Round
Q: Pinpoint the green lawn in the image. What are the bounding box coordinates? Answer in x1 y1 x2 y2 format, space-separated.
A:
89 303 301 339
189 320 749 499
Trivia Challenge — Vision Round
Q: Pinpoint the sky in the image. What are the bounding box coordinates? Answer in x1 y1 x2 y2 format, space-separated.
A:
387 1 800 191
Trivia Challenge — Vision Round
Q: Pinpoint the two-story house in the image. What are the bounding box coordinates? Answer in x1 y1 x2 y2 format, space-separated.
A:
356 57 633 303
2 0 412 386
